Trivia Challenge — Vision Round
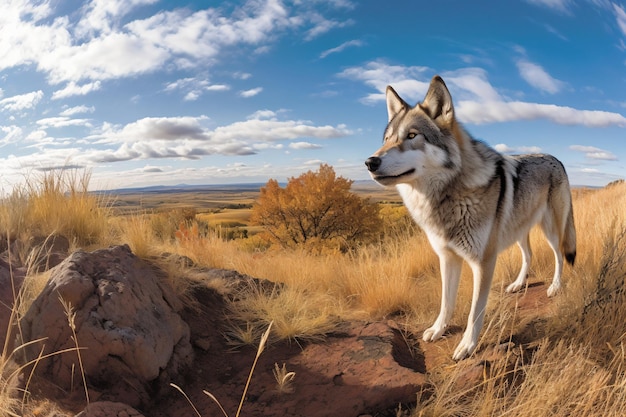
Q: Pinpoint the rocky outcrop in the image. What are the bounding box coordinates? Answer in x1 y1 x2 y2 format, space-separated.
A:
19 245 193 407
17 248 432 416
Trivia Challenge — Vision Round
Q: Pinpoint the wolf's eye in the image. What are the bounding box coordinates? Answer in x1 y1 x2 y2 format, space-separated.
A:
407 132 417 139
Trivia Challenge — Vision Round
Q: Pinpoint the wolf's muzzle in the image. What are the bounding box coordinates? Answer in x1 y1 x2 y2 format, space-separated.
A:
365 156 381 172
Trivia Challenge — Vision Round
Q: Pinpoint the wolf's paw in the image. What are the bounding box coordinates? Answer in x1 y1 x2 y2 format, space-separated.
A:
423 324 446 342
505 281 524 293
452 336 477 361
547 282 561 297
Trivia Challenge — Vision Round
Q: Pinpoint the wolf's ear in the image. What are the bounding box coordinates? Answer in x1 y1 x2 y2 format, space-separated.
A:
386 85 408 122
421 76 454 127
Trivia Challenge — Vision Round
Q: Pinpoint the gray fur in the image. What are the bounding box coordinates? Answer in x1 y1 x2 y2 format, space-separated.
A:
365 76 577 360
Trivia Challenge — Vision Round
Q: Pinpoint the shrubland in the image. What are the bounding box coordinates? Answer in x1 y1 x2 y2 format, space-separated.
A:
0 167 624 416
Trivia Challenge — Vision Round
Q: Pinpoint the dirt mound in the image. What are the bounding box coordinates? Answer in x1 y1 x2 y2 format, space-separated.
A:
19 245 193 408
153 281 428 417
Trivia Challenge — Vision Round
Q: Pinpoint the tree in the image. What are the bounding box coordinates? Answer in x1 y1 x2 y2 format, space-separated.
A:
251 164 382 252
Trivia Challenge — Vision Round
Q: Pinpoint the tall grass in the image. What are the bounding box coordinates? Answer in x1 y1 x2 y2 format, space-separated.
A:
2 169 624 416
0 169 112 250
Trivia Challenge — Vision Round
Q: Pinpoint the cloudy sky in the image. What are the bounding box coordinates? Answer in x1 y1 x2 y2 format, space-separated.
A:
1 0 625 191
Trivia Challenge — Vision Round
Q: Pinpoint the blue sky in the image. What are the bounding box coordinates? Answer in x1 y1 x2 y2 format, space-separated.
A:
1 0 625 191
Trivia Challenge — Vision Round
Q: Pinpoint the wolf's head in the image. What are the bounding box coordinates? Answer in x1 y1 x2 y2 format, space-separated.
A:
365 75 462 187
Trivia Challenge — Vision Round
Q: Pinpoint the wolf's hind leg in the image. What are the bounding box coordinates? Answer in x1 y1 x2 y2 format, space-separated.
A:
541 212 564 297
506 234 532 293
423 249 462 342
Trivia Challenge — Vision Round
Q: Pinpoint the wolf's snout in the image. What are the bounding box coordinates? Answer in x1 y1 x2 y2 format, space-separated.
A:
365 156 381 172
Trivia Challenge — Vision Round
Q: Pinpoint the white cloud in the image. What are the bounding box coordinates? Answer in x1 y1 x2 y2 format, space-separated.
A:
516 59 565 94
233 72 252 80
494 144 542 154
0 90 44 111
525 0 573 14
341 62 626 127
494 144 515 153
0 125 23 146
570 145 618 160
52 81 102 100
141 165 164 173
457 100 626 127
320 39 363 58
79 114 352 164
338 60 430 104
76 0 158 37
544 24 568 41
164 78 195 91
96 116 211 144
239 87 263 98
568 166 624 187
0 0 356 176
443 68 502 102
48 32 169 84
206 84 230 92
304 159 325 165
613 3 626 36
518 146 543 153
25 130 49 143
248 110 278 120
184 91 201 101
210 118 352 143
165 77 230 101
305 16 354 40
289 141 323 149
60 105 95 116
126 0 293 63
1 0 351 87
37 117 93 129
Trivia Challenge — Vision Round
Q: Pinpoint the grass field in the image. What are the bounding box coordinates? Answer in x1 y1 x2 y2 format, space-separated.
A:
1 171 625 416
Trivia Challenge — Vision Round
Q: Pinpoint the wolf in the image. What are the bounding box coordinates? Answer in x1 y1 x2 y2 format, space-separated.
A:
365 75 576 360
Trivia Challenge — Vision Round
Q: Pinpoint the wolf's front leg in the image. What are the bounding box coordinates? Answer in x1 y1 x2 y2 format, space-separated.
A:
423 249 462 342
453 256 497 360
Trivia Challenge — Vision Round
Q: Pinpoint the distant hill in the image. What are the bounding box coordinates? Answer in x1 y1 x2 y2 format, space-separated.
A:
97 180 384 195
96 183 269 195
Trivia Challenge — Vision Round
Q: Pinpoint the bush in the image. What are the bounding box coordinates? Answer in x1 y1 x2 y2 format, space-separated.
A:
251 164 382 252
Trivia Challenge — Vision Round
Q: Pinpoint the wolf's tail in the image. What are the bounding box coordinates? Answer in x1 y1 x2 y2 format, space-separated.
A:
562 198 577 266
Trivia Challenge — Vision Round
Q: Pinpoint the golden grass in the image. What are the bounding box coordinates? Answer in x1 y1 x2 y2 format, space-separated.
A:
228 282 343 344
0 169 112 249
197 209 252 226
113 214 162 259
2 169 625 416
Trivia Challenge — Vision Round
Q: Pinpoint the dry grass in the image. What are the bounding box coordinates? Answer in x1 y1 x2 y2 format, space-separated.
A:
1 169 625 416
227 281 343 344
0 169 112 250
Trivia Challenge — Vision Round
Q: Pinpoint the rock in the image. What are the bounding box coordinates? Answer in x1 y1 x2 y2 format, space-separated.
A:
19 245 193 407
75 401 145 417
0 258 25 347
